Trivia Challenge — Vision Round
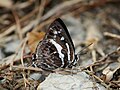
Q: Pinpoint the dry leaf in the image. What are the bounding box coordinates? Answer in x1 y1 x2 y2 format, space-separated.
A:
102 67 114 82
27 31 45 53
102 67 120 82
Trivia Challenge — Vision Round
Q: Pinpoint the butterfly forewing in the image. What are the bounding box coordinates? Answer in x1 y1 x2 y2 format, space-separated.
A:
32 18 76 70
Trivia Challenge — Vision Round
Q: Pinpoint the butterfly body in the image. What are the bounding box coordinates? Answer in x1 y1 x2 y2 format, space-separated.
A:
32 18 77 71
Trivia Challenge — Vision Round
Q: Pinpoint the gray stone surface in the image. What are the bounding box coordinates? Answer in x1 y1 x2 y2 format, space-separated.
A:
37 72 106 90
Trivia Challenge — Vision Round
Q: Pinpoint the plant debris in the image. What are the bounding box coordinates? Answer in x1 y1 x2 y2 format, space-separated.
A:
0 0 120 89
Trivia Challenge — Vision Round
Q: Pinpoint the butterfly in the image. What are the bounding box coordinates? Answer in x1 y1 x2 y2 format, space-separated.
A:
32 18 78 71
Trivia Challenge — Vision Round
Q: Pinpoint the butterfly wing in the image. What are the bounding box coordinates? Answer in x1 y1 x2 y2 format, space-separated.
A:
32 18 76 70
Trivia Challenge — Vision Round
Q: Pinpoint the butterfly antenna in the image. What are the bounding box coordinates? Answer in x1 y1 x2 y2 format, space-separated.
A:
77 43 93 56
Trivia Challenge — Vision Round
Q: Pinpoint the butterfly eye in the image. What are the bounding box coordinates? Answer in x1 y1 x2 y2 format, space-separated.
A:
32 53 37 61
75 55 79 61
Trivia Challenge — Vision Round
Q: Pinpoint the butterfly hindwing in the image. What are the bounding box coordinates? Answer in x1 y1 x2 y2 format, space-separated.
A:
32 18 76 70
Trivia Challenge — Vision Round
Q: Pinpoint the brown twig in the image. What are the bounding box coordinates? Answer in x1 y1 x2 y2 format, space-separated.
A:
12 9 23 40
12 65 43 72
104 32 120 40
